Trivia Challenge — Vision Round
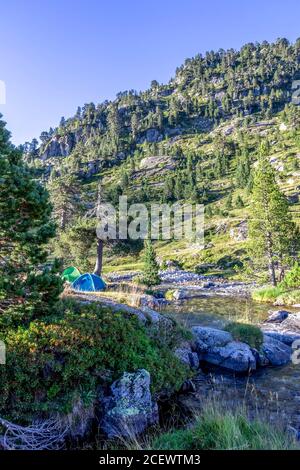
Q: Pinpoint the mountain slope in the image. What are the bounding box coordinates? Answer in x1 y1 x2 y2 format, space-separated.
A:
24 38 300 277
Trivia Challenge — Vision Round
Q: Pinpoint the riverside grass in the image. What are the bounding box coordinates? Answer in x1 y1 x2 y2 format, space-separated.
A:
107 401 298 451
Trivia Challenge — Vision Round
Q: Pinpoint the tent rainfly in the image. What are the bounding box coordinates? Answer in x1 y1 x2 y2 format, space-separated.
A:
72 273 106 292
61 266 81 283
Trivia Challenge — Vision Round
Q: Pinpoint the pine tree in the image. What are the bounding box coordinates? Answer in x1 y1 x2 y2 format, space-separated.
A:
48 175 81 230
225 193 233 210
249 153 297 285
131 112 138 140
236 195 245 208
107 104 121 152
141 240 160 286
0 116 63 322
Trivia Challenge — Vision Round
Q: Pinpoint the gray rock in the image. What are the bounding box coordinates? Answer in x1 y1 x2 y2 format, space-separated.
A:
203 341 256 373
261 335 292 366
192 326 256 372
173 289 190 300
174 347 200 370
229 220 248 241
101 369 158 438
263 330 300 346
266 310 290 323
192 326 232 351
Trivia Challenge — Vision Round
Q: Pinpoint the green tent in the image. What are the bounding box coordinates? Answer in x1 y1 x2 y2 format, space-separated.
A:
61 266 81 283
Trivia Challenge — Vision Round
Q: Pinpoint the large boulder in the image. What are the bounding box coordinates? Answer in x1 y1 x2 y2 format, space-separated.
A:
192 326 232 351
261 334 292 366
203 342 256 372
100 369 158 438
192 326 256 372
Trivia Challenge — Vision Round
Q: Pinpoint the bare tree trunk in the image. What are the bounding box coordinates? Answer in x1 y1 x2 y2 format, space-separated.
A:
267 232 277 286
93 238 103 276
60 209 66 230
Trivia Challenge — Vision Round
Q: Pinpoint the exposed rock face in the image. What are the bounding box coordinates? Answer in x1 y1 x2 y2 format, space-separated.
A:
261 334 292 366
193 326 232 350
138 128 163 144
229 220 248 241
100 369 158 438
139 155 176 171
203 341 257 372
40 133 78 159
287 193 299 204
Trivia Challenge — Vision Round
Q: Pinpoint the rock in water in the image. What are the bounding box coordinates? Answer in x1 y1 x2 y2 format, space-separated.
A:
203 341 256 372
261 335 292 366
192 326 256 372
192 326 232 350
266 310 290 323
101 369 158 438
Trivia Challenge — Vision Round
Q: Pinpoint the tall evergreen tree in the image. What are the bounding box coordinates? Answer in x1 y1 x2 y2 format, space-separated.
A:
0 116 62 322
249 152 298 285
48 175 81 230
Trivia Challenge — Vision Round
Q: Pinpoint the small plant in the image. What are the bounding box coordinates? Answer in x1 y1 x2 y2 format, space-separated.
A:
140 240 161 287
224 322 263 350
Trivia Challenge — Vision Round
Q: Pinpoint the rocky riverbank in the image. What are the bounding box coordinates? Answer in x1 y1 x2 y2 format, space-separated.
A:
106 269 256 299
65 285 300 443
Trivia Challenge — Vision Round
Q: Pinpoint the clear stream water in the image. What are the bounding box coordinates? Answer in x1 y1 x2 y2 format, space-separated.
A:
162 295 300 432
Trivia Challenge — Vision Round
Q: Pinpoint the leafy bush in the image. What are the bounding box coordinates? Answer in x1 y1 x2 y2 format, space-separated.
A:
0 300 188 421
152 405 297 450
280 262 300 289
224 322 263 350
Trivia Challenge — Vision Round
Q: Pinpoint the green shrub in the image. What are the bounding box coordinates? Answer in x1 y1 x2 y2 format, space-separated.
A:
224 322 263 350
280 262 300 289
152 405 297 450
0 300 188 421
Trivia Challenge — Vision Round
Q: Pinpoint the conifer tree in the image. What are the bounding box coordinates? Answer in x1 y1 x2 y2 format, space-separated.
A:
249 151 298 285
48 175 81 230
141 240 160 286
0 116 62 322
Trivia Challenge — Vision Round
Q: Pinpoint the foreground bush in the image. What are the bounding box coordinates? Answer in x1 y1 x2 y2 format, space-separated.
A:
224 322 263 350
0 300 188 422
152 405 297 450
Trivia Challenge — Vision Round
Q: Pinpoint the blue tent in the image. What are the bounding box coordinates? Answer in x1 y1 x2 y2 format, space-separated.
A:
72 273 106 292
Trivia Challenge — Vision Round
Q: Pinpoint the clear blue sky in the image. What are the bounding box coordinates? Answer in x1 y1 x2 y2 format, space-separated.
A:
1 0 300 144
